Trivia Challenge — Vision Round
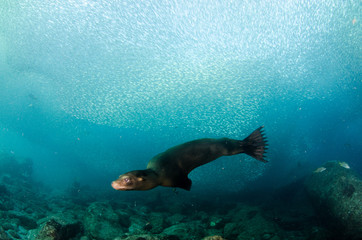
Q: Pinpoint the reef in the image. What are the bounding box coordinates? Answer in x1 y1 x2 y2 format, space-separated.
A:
1 154 360 240
305 161 362 239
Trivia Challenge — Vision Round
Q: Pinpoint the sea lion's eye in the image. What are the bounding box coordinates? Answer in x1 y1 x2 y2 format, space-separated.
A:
123 177 131 184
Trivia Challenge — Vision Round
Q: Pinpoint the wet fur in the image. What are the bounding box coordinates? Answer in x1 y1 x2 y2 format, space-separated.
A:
112 126 267 191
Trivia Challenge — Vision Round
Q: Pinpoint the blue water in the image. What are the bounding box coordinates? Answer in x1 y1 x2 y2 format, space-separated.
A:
0 0 361 193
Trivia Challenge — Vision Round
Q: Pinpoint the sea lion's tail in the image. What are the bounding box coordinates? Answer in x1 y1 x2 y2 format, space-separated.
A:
242 126 268 163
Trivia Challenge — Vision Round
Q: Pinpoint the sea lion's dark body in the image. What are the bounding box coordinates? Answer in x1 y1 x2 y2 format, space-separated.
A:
147 138 246 190
112 127 267 191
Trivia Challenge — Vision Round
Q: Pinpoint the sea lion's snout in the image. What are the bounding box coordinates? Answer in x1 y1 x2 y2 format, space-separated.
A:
111 181 123 190
111 175 135 191
111 170 160 191
111 179 133 191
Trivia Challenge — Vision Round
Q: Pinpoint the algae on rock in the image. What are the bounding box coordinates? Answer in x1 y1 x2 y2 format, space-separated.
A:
305 161 362 239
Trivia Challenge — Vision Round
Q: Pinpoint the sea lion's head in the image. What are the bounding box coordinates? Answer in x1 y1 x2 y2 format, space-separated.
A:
111 169 159 191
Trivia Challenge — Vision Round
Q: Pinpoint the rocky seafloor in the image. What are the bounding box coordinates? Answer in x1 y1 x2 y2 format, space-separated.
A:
0 154 361 240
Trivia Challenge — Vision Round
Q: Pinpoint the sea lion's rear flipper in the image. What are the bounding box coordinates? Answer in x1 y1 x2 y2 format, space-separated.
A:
175 176 192 191
242 126 268 163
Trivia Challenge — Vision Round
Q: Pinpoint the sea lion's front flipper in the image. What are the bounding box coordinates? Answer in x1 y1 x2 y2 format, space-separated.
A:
175 176 192 191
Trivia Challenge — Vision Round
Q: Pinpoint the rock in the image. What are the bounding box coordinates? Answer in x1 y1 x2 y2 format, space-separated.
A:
204 229 223 238
35 212 82 240
223 202 282 240
0 226 11 240
8 212 37 230
208 216 224 229
160 235 180 240
202 236 225 240
194 211 209 222
0 227 11 240
7 229 20 239
269 236 281 240
128 215 148 234
0 216 20 232
148 212 165 234
223 222 243 239
261 233 273 240
84 202 124 239
18 225 27 236
162 221 206 240
114 208 132 228
0 198 13 211
35 219 63 240
305 161 362 239
246 210 258 220
2 222 14 231
166 213 185 225
118 234 161 240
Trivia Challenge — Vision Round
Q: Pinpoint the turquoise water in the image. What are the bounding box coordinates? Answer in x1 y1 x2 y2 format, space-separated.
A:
0 0 361 193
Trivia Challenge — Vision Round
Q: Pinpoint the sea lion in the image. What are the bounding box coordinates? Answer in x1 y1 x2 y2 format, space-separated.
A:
112 126 267 191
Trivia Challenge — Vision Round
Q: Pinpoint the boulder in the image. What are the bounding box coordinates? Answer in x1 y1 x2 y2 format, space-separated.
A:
84 202 125 239
305 161 362 239
31 211 82 240
202 236 225 240
33 216 82 240
35 219 63 240
162 221 206 240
